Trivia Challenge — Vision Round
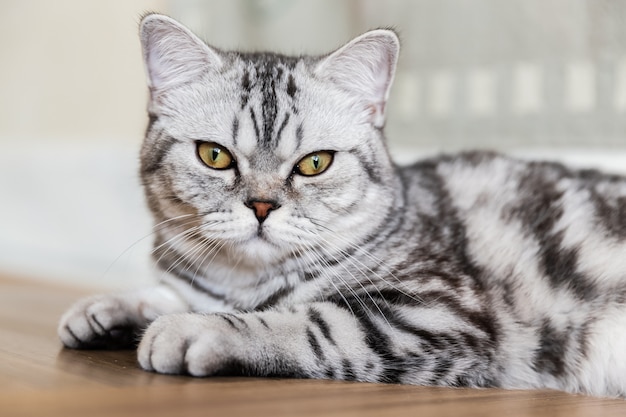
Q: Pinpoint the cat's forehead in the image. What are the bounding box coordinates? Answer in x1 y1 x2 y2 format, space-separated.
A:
227 53 318 161
163 50 362 169
235 51 302 78
232 52 306 115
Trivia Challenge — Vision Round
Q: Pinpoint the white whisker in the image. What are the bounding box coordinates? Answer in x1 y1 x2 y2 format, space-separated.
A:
102 213 201 278
309 218 424 305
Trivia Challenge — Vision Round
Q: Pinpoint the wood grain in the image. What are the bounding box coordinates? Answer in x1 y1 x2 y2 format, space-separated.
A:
1 275 625 417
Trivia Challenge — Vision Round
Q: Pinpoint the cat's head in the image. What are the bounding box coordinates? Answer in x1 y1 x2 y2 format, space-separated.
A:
139 14 400 269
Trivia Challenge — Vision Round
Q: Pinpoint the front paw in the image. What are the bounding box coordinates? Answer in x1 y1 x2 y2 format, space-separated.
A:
138 313 238 376
58 295 141 349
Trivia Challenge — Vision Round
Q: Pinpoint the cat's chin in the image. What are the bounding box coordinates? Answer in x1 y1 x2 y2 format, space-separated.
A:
231 237 285 267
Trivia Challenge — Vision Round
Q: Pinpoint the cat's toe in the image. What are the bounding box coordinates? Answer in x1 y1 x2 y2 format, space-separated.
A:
138 313 233 376
58 310 93 349
138 314 188 374
58 295 139 349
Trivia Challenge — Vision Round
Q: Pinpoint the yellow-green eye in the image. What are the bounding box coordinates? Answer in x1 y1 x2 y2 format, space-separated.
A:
295 151 334 176
197 142 234 170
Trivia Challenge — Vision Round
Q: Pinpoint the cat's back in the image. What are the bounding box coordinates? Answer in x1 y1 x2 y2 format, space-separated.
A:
397 151 626 395
401 151 626 242
400 150 626 294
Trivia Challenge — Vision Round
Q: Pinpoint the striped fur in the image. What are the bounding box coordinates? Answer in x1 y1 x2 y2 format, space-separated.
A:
58 14 626 398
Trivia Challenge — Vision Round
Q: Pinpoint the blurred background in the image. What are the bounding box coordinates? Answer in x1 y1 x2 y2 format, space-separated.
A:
1 0 625 289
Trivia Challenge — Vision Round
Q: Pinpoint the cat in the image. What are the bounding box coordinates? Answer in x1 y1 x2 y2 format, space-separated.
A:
58 13 626 398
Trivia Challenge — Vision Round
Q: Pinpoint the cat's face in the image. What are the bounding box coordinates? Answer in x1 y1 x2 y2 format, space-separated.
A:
139 15 400 268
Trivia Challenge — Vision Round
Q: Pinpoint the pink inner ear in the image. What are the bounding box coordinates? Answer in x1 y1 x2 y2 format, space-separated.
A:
141 15 223 91
370 102 386 128
315 30 399 129
146 48 167 89
145 33 208 90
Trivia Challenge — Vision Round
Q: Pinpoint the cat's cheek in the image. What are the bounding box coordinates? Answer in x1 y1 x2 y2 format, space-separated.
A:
137 313 236 376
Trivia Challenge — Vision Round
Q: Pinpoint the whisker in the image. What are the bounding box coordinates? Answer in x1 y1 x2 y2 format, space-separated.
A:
296 238 359 318
285 245 326 302
151 219 222 256
189 229 228 282
158 231 223 286
153 224 204 266
102 213 201 277
295 227 393 327
309 218 424 304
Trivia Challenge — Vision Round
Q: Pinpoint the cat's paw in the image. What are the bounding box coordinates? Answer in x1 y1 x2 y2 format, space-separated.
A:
137 313 238 376
58 294 142 349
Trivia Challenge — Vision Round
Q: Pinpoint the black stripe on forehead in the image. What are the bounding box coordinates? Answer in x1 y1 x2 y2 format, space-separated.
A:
249 107 260 143
287 74 297 98
295 123 303 149
238 53 299 148
275 112 290 147
240 70 250 110
260 64 278 145
232 116 239 145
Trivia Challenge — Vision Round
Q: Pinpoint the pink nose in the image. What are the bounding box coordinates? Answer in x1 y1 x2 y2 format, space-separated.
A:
244 199 280 223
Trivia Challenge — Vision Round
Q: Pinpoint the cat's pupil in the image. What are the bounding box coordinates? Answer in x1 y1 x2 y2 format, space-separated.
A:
212 148 220 162
311 155 320 170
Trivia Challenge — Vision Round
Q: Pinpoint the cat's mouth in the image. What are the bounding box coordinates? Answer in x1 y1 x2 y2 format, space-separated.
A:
252 225 279 247
233 232 282 266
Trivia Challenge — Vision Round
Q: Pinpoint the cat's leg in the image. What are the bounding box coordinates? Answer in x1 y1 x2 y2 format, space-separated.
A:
58 286 188 349
138 302 375 379
137 301 495 385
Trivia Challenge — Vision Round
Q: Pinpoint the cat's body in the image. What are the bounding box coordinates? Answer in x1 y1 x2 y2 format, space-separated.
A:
58 14 626 397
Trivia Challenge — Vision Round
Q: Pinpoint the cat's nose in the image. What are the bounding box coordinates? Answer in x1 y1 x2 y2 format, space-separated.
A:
244 199 280 223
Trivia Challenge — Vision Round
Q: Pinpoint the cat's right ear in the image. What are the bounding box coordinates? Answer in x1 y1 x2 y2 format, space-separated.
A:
315 29 400 129
139 14 222 91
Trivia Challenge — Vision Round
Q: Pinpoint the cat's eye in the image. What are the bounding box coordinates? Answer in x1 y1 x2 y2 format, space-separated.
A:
294 151 334 176
197 142 234 170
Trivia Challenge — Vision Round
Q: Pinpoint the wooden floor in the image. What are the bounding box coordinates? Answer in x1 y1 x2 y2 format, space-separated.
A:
2 275 626 417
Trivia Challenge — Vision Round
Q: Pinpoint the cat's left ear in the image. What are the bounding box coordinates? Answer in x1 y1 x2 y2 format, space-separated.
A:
315 29 399 128
139 13 223 91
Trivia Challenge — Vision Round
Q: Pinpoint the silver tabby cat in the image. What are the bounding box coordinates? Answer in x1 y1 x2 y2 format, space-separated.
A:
59 14 626 397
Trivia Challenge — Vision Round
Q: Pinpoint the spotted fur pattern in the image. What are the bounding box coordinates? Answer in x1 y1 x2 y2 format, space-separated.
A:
58 14 626 397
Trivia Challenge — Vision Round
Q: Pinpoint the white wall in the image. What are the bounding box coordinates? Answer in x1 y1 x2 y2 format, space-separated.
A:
0 0 166 144
0 0 167 289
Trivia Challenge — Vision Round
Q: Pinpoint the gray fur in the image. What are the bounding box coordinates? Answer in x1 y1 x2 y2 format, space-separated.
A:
58 14 626 398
